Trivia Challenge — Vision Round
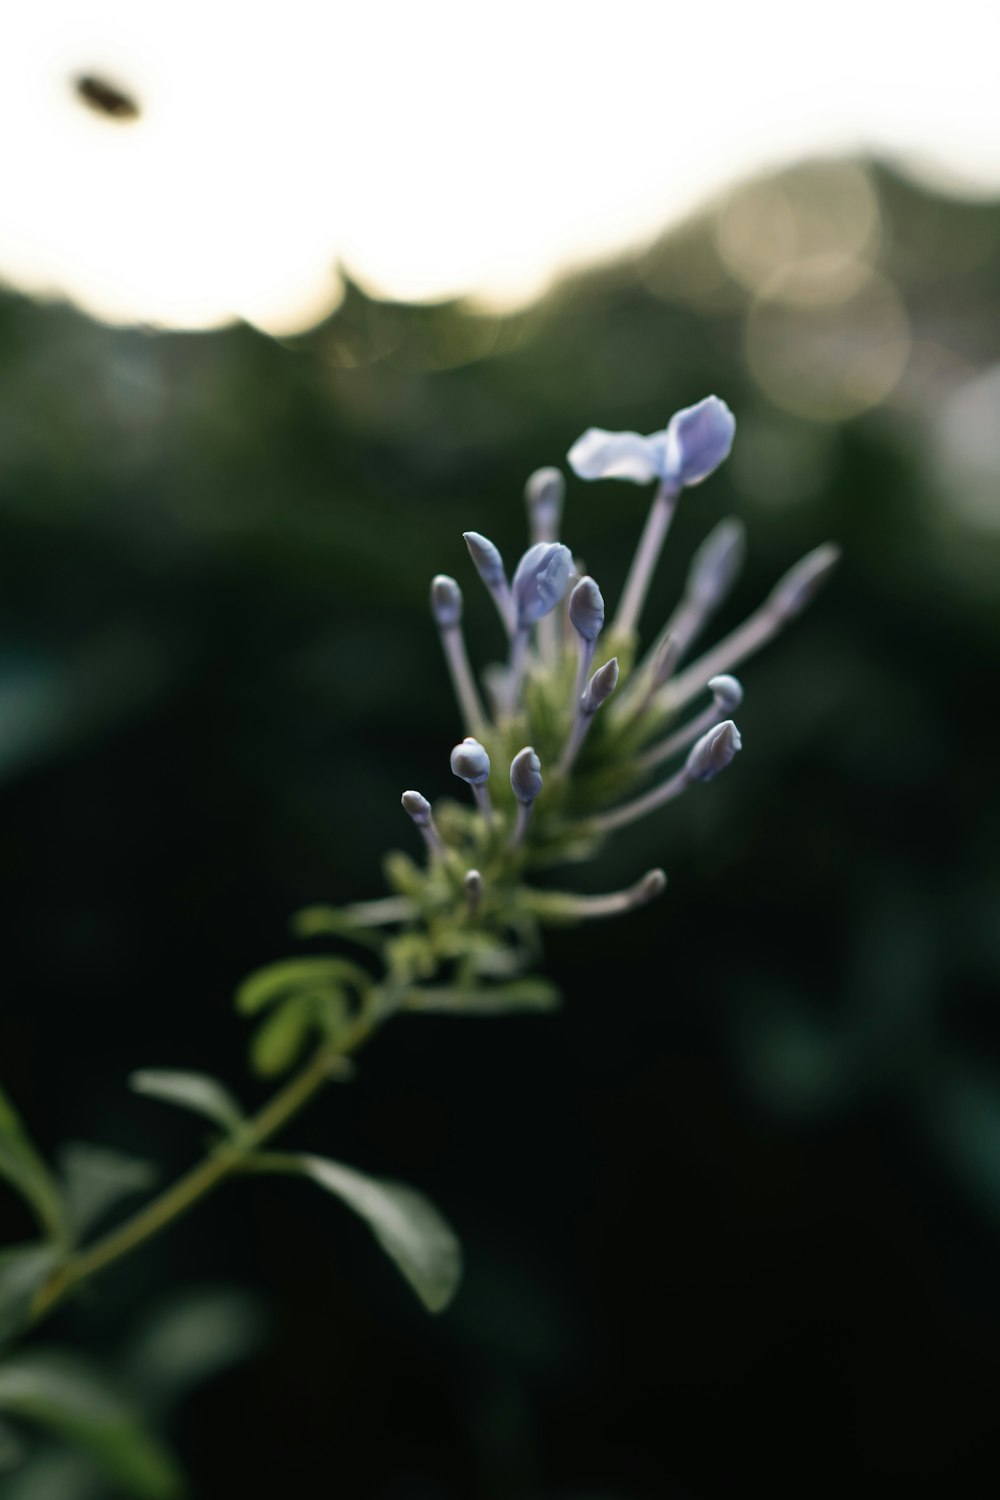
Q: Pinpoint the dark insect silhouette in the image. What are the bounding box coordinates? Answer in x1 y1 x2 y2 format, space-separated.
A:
73 74 141 121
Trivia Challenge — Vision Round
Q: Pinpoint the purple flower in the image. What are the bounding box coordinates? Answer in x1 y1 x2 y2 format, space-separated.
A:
568 396 736 489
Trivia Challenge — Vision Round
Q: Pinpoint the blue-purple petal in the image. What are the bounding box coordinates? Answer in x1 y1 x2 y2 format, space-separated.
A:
567 428 664 484
661 396 736 487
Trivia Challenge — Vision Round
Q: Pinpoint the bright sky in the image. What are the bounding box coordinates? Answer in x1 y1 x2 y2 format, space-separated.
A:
0 0 998 334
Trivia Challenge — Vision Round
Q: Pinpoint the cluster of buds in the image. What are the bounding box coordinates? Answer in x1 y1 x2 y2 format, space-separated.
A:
305 397 836 1007
382 396 838 958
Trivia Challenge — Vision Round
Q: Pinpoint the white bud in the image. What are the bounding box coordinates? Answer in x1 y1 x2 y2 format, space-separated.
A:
581 657 619 715
524 467 565 539
450 736 491 786
768 544 841 620
636 868 668 902
685 720 742 783
510 746 543 806
709 674 743 711
431 574 463 627
687 519 746 606
568 576 605 642
401 790 432 825
463 532 506 589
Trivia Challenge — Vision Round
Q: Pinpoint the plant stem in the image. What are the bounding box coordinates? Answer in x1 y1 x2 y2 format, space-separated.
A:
29 1014 378 1326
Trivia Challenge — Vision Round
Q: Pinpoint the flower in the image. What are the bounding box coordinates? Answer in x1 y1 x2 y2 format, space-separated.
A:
567 395 736 489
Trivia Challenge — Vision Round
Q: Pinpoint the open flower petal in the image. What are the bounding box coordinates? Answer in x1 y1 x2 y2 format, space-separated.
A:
567 428 663 484
661 396 736 487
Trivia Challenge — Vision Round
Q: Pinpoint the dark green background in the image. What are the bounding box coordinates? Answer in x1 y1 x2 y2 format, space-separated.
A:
2 159 999 1497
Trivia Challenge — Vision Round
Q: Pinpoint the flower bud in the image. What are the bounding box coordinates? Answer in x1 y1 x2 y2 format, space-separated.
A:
768 544 841 620
401 790 432 825
464 869 483 900
450 736 491 786
568 576 605 642
510 746 543 806
685 720 742 783
524 467 564 539
709 674 743 711
511 542 573 627
463 532 507 589
686 519 746 606
430 574 463 627
581 657 619 715
636 868 668 902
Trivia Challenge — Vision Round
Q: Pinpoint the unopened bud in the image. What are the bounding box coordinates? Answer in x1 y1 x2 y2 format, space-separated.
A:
685 719 742 783
568 576 605 642
709 674 743 711
463 532 507 589
636 868 668 903
464 869 483 901
768 544 841 620
510 746 543 806
687 519 746 607
581 657 619 715
512 542 573 627
431 574 463 627
401 790 432 825
650 634 681 691
524 467 565 539
450 737 491 786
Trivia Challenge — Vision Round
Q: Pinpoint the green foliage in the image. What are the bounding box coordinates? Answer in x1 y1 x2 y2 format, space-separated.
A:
403 978 560 1015
0 1351 182 1499
58 1146 158 1243
253 1153 462 1314
128 1072 244 1135
0 1085 67 1246
236 957 370 1076
0 1245 60 1345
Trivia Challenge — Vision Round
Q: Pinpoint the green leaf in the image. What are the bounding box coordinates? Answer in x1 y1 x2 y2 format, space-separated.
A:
58 1145 158 1242
0 1351 183 1500
0 1084 67 1243
266 1153 462 1314
404 978 561 1015
235 956 369 1016
249 997 314 1077
0 1245 60 1345
121 1288 267 1418
0 1446 104 1500
129 1070 244 1133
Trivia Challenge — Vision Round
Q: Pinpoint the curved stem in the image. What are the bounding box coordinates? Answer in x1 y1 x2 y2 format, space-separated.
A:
29 1012 380 1327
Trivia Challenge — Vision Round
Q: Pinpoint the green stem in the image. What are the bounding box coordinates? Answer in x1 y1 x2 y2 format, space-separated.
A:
29 1012 378 1326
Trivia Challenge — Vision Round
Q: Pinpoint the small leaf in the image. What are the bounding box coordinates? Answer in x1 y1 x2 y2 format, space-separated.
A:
249 997 314 1077
129 1071 244 1133
120 1288 267 1418
235 957 369 1016
267 1153 462 1313
58 1145 158 1241
0 1351 182 1499
0 1415 25 1471
0 1085 67 1243
405 978 561 1015
0 1244 60 1344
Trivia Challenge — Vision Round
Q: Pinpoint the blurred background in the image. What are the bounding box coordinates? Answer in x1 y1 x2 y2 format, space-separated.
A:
2 3 1000 1497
